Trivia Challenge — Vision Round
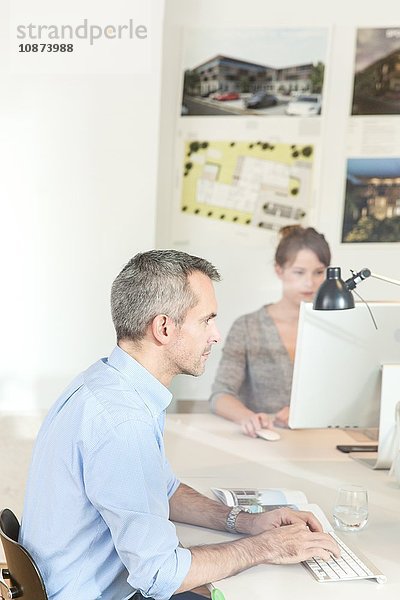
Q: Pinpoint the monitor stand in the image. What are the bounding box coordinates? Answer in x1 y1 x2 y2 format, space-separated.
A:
349 364 400 470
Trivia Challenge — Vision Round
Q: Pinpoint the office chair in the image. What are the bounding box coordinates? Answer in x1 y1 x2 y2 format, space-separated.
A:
0 508 47 599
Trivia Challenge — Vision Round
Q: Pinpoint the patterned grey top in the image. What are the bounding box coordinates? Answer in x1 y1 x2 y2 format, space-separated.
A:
210 306 293 414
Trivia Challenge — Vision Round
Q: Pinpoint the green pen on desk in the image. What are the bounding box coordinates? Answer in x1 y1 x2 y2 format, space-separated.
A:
209 583 225 600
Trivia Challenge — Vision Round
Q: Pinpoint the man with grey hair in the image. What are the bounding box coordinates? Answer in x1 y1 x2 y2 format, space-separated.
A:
21 249 339 600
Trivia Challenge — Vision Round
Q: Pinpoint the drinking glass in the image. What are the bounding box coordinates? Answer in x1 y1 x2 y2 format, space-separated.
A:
333 485 368 532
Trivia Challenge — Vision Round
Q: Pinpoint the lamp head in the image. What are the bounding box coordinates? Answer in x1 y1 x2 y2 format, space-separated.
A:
313 267 355 311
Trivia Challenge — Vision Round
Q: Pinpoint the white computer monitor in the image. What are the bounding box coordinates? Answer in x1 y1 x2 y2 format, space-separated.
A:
289 302 400 468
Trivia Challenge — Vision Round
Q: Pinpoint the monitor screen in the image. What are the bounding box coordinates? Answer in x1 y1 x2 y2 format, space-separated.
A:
289 302 400 430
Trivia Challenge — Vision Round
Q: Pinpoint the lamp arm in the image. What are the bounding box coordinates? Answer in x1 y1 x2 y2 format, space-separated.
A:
370 272 400 288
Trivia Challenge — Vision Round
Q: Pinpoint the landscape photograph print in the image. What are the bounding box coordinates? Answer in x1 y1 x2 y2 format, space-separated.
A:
352 27 400 115
342 157 400 242
180 27 328 117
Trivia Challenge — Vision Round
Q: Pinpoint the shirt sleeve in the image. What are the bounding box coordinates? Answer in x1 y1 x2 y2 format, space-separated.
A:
209 316 248 411
84 417 191 600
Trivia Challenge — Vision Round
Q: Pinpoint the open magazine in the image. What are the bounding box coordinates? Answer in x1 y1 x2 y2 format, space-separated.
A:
212 487 333 532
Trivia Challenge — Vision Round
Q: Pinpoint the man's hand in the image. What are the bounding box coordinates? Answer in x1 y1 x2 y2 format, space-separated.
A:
254 522 341 564
237 506 324 536
240 412 274 437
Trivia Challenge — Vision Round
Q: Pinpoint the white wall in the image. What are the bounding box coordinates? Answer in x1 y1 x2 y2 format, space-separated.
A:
0 2 164 412
158 0 400 400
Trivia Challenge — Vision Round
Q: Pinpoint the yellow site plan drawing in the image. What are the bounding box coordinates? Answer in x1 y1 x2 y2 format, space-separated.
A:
181 140 314 230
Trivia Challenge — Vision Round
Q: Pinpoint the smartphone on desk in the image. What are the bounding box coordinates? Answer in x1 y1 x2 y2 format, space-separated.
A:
336 444 378 453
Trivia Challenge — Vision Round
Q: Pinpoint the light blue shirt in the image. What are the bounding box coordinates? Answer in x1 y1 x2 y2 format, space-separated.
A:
20 346 192 600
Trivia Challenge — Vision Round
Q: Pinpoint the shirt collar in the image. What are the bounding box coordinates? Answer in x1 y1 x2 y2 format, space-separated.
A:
107 346 173 416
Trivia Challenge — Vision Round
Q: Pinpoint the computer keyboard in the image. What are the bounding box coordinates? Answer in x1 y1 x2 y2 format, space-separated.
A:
302 531 387 583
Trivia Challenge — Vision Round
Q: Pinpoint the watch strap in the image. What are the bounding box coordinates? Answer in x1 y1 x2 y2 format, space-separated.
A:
225 505 246 533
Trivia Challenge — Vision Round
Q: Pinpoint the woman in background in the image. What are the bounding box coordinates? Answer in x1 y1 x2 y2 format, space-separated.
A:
209 225 331 437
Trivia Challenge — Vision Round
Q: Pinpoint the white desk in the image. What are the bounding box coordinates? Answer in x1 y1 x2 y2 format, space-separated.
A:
165 413 400 599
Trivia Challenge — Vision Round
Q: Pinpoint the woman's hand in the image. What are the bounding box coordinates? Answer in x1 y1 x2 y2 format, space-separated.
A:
240 412 274 437
273 406 290 428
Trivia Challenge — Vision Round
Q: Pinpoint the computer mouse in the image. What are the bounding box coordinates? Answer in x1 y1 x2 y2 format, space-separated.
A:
255 429 281 441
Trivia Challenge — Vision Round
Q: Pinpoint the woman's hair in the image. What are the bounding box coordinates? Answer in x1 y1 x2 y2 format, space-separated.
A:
111 249 220 343
275 225 331 268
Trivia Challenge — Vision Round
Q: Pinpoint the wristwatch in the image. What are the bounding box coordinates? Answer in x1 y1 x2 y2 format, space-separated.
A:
225 505 247 533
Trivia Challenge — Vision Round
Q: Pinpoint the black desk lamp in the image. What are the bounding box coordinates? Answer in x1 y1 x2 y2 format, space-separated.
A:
313 267 400 311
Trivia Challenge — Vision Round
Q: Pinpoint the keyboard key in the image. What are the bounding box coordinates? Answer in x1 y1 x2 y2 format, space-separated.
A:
302 531 386 583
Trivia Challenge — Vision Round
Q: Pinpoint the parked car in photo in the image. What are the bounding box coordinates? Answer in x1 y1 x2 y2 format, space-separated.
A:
286 93 322 116
200 90 213 98
245 92 278 109
213 91 240 101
